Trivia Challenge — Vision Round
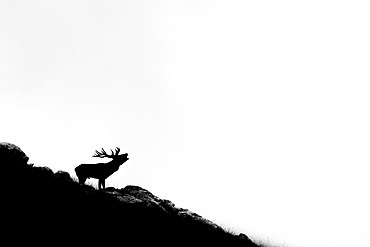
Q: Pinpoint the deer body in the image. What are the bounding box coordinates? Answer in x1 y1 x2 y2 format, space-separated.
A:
75 148 129 190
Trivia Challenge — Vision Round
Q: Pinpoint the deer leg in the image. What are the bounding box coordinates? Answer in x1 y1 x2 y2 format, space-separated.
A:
102 179 105 190
98 179 102 190
78 176 87 185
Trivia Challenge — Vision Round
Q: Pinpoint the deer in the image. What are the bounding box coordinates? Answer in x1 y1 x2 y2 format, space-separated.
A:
75 147 129 190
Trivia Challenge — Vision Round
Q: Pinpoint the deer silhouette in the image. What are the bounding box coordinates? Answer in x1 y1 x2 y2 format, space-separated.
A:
75 147 129 190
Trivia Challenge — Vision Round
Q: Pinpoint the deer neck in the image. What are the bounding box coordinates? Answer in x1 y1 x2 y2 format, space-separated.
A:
107 158 122 168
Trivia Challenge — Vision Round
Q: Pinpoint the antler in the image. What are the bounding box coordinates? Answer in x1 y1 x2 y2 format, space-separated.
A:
92 147 120 158
112 147 120 156
93 148 109 158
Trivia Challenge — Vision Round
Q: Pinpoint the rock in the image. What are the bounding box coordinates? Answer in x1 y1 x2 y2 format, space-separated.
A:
178 208 222 230
159 199 178 215
118 185 223 230
238 233 252 242
116 194 142 204
121 186 162 205
34 166 54 177
55 170 72 182
116 186 169 214
0 142 29 166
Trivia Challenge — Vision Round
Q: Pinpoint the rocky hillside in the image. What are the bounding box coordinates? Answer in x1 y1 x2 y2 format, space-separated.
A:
2 143 257 246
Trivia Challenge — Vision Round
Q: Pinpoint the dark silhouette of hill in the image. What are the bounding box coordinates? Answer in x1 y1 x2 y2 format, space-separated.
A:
2 143 258 246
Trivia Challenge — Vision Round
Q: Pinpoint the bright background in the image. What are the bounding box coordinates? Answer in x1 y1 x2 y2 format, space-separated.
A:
1 1 369 247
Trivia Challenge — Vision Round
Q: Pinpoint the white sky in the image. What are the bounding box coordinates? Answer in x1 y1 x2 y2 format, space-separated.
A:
1 1 370 246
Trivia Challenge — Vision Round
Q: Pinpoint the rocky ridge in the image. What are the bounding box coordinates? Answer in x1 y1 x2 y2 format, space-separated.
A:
2 142 256 246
